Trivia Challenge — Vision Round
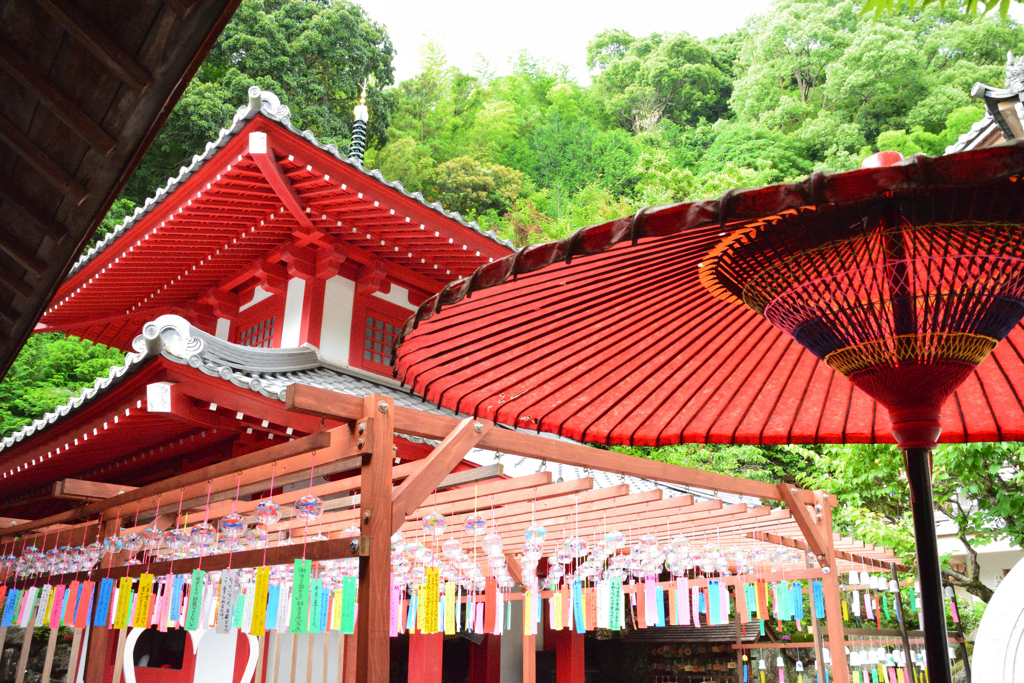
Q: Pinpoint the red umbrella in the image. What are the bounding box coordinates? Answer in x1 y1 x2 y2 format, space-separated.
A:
393 142 1024 683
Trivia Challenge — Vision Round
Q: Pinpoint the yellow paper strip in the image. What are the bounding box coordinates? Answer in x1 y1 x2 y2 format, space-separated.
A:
250 567 270 636
552 594 563 631
423 569 439 635
113 577 133 630
332 590 343 631
444 583 456 635
133 575 154 629
523 591 533 636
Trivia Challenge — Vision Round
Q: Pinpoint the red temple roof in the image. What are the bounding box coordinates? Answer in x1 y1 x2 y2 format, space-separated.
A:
37 88 514 350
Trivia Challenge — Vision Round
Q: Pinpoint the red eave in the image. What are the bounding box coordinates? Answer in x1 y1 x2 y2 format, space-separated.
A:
40 114 513 341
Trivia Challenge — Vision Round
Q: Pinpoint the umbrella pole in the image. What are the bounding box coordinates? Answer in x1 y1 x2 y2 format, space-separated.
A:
904 447 952 683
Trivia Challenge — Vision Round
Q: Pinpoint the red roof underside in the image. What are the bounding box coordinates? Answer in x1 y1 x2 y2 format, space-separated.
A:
394 143 1024 446
39 115 510 350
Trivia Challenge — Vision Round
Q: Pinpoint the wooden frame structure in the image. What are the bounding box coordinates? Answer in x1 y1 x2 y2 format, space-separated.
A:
0 384 919 683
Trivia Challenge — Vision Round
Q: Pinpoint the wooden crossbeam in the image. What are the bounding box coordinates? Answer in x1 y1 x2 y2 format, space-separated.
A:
391 417 492 533
34 0 152 91
0 429 335 539
249 133 316 230
285 385 818 505
52 478 136 501
778 483 831 570
0 175 68 240
745 530 910 573
0 112 88 203
0 38 116 153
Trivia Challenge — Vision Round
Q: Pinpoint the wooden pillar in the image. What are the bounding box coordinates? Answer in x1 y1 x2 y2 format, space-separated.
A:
734 619 744 683
469 635 501 683
14 600 39 683
807 542 827 678
815 491 850 683
84 518 124 683
355 395 394 683
343 633 358 683
408 633 443 683
522 634 536 683
553 628 584 683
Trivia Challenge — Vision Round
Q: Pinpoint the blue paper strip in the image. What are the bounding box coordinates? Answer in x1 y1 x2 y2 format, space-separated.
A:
170 575 184 622
572 581 585 634
792 581 804 621
407 594 417 632
708 581 721 625
93 579 114 627
655 586 666 627
266 585 281 631
1 589 16 627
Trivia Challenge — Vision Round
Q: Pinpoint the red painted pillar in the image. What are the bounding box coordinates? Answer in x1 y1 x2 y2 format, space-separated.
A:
408 633 443 683
469 635 501 683
554 628 584 683
298 276 326 346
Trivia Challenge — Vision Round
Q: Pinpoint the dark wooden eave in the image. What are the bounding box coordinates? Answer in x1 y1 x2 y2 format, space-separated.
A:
0 0 241 379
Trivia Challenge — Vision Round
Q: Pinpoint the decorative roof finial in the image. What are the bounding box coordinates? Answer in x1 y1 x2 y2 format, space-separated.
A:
350 80 369 164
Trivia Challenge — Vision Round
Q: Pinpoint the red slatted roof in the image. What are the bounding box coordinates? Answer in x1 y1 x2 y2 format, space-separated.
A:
39 104 512 350
393 143 1024 446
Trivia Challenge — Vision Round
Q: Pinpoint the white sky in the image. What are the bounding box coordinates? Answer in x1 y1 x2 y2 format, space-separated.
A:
358 0 773 84
359 0 1024 85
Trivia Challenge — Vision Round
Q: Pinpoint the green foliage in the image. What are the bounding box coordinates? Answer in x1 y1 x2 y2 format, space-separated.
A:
0 334 125 438
124 0 397 204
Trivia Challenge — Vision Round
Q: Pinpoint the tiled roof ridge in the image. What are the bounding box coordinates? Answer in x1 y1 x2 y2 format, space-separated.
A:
70 86 514 278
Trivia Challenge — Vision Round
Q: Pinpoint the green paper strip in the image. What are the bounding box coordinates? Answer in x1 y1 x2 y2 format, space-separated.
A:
184 570 206 631
290 559 312 634
340 576 357 634
309 579 323 633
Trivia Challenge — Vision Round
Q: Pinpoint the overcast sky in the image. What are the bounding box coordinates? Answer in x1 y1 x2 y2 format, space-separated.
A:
358 0 773 84
358 0 1024 85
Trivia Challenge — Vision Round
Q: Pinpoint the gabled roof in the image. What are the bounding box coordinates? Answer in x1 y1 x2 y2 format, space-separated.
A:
1 315 750 508
947 53 1024 154
71 88 514 278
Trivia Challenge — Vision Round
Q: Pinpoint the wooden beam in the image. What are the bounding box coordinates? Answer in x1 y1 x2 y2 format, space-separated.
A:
0 223 48 274
777 484 831 570
505 553 523 586
52 478 136 501
815 490 850 683
391 417 491 534
249 132 316 230
0 175 68 240
746 529 910 573
0 39 116 153
0 430 333 539
355 395 393 683
0 112 88 203
285 385 817 504
33 0 152 91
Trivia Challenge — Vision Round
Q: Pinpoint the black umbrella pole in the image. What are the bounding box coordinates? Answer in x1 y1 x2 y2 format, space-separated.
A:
904 447 952 683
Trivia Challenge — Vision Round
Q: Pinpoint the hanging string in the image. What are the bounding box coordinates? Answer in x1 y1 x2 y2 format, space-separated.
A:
146 493 162 573
197 481 212 570
107 507 121 580
262 462 276 567
302 443 318 561
227 472 242 570
37 527 51 587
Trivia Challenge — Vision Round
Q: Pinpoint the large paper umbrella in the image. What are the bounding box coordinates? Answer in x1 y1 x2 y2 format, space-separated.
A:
393 143 1024 683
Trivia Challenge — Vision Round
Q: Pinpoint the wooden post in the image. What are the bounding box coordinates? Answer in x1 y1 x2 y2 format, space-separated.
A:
355 395 394 683
814 491 850 683
734 619 744 683
891 564 915 683
343 633 357 683
85 517 123 683
408 633 443 683
469 635 501 683
522 634 536 683
807 542 826 679
553 628 584 683
947 590 971 683
14 602 39 683
40 627 60 683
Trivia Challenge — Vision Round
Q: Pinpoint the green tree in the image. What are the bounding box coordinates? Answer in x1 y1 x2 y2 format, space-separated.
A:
0 334 125 438
124 0 396 203
431 156 523 219
591 32 732 132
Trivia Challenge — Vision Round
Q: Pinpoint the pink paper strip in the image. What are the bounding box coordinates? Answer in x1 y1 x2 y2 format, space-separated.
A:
49 585 65 630
678 578 690 626
691 586 701 627
474 603 484 633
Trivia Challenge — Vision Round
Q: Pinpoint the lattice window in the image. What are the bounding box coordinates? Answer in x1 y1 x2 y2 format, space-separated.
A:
362 315 396 367
238 315 277 348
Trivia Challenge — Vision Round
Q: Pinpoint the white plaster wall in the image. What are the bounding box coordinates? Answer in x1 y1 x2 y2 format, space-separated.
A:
239 286 273 312
319 276 355 365
194 631 237 683
280 277 306 348
372 284 417 312
972 555 1024 682
215 318 231 340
